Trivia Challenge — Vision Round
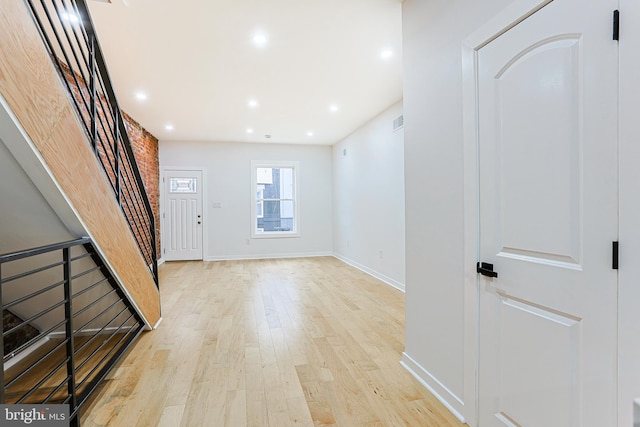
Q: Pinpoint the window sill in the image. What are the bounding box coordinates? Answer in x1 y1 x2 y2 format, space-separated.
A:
252 231 300 239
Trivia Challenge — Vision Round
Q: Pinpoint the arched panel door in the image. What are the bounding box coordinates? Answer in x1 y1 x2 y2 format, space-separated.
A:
477 1 618 426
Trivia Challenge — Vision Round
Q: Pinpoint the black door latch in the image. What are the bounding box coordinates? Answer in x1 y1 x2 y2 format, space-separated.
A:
477 262 498 278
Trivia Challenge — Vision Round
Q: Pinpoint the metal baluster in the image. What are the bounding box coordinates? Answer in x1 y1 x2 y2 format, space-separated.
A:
89 33 97 152
63 248 78 423
0 262 4 404
114 109 122 206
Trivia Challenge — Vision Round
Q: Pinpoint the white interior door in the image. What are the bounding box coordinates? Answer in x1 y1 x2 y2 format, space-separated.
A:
477 1 618 426
163 170 203 261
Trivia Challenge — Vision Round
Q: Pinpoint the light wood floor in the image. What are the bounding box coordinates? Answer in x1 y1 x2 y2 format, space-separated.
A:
80 257 465 427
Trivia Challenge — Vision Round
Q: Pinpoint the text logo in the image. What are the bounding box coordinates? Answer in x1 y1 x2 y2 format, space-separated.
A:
0 405 69 426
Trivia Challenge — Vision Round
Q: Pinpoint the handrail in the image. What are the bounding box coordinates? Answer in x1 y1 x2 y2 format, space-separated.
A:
1 238 146 426
0 238 90 264
24 0 158 286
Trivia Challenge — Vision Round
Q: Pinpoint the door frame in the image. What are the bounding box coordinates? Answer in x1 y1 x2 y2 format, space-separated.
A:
618 1 640 425
160 167 207 262
461 1 556 425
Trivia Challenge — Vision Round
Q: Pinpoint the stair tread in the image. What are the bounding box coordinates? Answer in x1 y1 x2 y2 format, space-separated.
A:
4 333 128 404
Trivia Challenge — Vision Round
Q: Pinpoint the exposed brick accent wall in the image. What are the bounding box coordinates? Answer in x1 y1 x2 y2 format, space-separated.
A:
122 111 160 257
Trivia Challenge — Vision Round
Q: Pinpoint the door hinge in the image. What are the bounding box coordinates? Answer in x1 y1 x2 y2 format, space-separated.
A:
612 241 619 270
613 10 620 41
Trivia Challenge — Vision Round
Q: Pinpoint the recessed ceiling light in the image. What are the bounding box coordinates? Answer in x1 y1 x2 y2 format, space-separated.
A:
248 99 258 108
135 91 147 101
252 33 268 47
380 49 394 60
61 11 80 23
246 128 254 134
329 104 339 113
164 124 174 131
307 131 314 137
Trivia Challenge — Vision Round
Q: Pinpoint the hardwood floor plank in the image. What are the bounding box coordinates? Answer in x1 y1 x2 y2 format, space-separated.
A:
80 258 465 427
157 405 185 427
287 396 315 426
246 396 268 427
224 389 247 427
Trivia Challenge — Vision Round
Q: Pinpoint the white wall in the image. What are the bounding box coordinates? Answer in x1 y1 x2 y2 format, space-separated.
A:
332 101 405 290
0 137 73 253
0 97 84 254
0 117 76 332
159 141 332 260
401 0 512 422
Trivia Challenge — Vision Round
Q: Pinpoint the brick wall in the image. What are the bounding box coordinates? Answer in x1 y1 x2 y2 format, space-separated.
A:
122 112 160 257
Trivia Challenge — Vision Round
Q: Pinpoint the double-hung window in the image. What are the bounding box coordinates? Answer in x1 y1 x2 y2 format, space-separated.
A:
251 161 299 237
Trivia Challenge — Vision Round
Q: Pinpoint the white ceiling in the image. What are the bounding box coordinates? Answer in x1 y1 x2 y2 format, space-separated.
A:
86 0 403 145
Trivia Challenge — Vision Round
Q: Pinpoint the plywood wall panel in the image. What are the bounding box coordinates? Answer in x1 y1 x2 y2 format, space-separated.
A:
0 1 69 146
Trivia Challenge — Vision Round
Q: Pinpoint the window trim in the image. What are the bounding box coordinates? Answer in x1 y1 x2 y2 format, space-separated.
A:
250 160 300 238
256 185 265 219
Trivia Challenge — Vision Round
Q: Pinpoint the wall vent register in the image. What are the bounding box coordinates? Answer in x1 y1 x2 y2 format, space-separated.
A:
393 115 404 131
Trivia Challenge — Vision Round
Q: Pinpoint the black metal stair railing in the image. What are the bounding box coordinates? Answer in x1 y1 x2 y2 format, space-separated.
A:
0 238 146 426
24 0 158 286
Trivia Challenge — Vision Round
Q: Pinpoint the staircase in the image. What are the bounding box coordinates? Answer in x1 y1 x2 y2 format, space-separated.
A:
0 1 160 321
0 0 162 425
24 0 159 284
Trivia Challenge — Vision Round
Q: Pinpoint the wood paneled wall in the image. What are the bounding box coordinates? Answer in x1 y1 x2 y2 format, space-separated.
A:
0 0 160 326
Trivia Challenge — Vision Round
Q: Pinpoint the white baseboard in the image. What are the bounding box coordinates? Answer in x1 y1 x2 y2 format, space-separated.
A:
204 251 333 262
48 325 137 339
400 352 466 424
4 336 51 371
157 257 166 266
200 251 406 292
332 253 405 292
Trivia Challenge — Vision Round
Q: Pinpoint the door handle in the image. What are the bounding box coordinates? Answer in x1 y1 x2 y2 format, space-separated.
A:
477 262 498 278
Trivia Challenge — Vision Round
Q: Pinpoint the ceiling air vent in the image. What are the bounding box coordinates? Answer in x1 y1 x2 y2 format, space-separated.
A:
392 115 404 132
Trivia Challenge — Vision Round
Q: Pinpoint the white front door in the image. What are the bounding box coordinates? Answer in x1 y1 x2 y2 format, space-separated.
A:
477 1 618 426
163 170 203 261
